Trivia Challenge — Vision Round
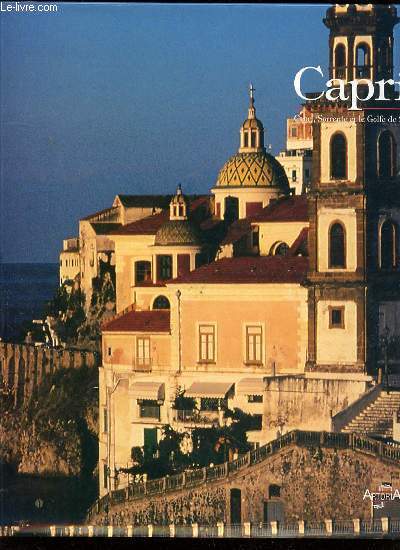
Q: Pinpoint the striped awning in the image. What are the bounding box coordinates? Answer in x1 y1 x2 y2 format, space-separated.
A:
186 381 233 399
131 381 165 401
236 378 265 395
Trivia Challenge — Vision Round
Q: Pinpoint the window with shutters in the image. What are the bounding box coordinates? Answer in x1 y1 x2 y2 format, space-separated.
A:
246 326 263 365
198 325 215 363
136 337 151 368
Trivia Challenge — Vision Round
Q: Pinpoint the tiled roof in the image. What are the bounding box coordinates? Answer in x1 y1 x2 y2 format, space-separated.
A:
170 256 308 285
110 196 211 236
110 211 169 236
102 310 170 333
251 195 309 223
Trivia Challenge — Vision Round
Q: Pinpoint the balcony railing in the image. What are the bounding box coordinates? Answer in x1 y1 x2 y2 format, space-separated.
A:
355 65 371 79
172 409 220 425
335 67 345 79
133 358 152 372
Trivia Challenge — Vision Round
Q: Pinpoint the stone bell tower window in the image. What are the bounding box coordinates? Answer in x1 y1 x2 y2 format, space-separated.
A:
329 306 345 329
355 43 370 78
334 44 346 79
329 222 346 269
330 133 347 180
378 131 397 178
380 220 397 270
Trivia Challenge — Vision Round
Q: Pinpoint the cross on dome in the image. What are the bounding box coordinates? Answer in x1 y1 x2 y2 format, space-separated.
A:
249 82 255 100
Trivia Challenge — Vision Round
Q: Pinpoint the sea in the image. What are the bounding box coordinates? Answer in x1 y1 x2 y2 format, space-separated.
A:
0 263 59 342
0 263 96 525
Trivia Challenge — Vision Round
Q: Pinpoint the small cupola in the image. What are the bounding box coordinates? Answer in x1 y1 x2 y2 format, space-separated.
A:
239 83 265 153
169 184 188 220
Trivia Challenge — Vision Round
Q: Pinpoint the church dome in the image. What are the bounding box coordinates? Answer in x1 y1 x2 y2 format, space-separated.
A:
215 150 290 191
214 84 290 193
155 219 202 246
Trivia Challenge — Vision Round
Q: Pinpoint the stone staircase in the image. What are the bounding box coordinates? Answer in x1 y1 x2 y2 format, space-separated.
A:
341 391 400 439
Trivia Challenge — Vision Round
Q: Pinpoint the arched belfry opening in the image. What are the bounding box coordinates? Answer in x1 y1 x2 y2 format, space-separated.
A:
378 131 397 178
380 220 397 270
330 133 347 180
329 222 346 269
334 43 346 79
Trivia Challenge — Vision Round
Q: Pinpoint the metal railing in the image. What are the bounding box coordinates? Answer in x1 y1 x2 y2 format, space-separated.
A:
87 429 400 521
172 409 220 425
4 518 400 538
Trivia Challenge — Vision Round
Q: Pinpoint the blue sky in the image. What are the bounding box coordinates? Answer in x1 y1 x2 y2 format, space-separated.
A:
1 3 399 262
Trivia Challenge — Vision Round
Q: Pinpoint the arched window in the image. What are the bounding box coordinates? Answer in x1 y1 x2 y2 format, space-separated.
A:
335 44 346 78
380 220 397 270
355 43 370 78
153 295 170 310
135 261 152 284
378 131 397 178
330 133 347 180
271 241 289 256
329 222 346 268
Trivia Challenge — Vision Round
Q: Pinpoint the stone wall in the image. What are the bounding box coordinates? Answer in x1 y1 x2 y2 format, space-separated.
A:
90 439 400 526
0 342 100 407
263 374 370 441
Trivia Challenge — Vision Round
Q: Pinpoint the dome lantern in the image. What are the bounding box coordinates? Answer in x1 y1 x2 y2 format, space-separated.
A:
169 184 188 221
155 185 202 247
239 83 265 153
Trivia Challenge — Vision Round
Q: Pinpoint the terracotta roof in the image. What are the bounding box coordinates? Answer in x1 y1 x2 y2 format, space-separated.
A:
251 195 309 223
110 195 211 236
110 211 169 236
170 256 308 285
289 227 309 257
103 310 170 333
221 219 251 246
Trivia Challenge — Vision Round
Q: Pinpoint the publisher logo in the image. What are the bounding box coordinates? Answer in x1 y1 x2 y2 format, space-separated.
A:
363 483 400 510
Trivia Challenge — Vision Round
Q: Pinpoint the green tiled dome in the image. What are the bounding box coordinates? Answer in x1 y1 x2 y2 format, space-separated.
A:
216 151 290 191
155 220 202 246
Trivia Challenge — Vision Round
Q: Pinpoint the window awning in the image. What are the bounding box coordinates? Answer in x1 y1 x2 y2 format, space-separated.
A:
236 378 265 395
131 381 165 401
186 381 233 399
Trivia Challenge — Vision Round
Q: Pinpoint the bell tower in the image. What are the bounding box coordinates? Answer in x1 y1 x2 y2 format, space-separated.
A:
324 4 399 83
306 4 400 376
